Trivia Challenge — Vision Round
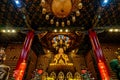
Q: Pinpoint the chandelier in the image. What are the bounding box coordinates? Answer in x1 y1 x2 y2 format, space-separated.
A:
41 0 83 27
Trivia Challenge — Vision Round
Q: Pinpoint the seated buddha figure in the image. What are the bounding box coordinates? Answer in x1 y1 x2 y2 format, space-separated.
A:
53 48 69 64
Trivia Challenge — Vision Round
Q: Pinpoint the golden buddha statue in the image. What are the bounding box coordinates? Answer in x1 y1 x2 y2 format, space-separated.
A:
53 48 69 64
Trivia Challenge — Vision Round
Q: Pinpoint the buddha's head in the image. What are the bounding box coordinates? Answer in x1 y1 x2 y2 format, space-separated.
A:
58 48 64 54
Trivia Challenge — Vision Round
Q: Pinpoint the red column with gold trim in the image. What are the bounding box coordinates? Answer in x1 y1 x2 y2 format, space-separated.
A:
13 31 34 80
88 29 111 80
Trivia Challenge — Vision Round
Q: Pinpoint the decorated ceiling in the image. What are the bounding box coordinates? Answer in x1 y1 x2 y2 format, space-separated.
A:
0 0 119 30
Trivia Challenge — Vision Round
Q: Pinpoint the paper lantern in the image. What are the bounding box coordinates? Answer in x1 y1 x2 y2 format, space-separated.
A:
61 21 65 27
81 69 87 74
67 20 70 25
37 69 43 74
45 14 49 20
50 19 54 24
78 3 82 9
56 21 59 27
41 0 45 6
72 16 76 23
76 10 80 16
42 8 46 14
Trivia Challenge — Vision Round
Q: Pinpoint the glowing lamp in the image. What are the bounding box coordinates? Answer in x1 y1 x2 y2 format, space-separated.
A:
72 16 76 23
81 69 87 74
56 21 59 27
50 19 54 24
78 3 82 9
14 0 22 8
102 0 109 7
67 20 70 25
37 69 43 74
76 10 80 16
42 8 46 14
41 0 45 6
45 15 49 20
51 0 72 18
61 21 65 27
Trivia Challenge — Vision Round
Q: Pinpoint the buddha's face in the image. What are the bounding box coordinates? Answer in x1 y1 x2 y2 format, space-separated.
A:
58 48 64 53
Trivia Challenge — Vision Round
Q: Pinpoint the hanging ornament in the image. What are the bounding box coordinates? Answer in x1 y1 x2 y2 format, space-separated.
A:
42 8 46 14
67 20 70 25
61 21 65 27
45 14 49 20
72 16 76 23
56 21 59 27
78 3 82 9
41 0 45 6
50 19 54 24
76 10 80 16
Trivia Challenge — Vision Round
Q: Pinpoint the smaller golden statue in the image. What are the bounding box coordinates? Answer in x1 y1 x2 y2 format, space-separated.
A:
0 48 10 80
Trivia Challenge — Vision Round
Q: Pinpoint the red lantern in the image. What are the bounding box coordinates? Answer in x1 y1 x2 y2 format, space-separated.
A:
37 69 43 74
81 69 87 74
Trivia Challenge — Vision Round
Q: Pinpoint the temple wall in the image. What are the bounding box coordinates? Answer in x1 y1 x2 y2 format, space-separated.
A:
85 43 120 79
3 43 37 79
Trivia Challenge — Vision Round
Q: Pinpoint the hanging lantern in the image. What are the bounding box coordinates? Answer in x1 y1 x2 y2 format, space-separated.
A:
56 21 59 27
41 0 45 6
76 10 80 16
72 16 76 23
67 20 70 25
45 14 49 20
61 21 65 27
78 3 82 9
37 69 43 74
50 19 54 24
81 69 87 74
42 8 46 14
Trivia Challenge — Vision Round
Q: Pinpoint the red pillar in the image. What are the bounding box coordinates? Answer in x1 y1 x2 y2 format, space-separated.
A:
88 29 111 80
13 31 34 80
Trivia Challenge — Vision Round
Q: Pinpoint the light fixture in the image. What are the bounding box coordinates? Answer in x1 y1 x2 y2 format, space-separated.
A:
41 0 45 6
78 3 83 9
76 10 80 16
42 8 46 14
40 0 83 27
65 29 69 32
47 50 50 53
45 15 49 20
60 29 63 32
56 21 59 27
50 19 54 24
12 30 16 33
2 30 6 33
14 0 22 8
67 20 70 25
72 16 76 23
7 30 10 32
54 29 57 32
114 29 119 32
102 0 109 7
103 0 108 4
61 22 65 27
109 29 113 32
